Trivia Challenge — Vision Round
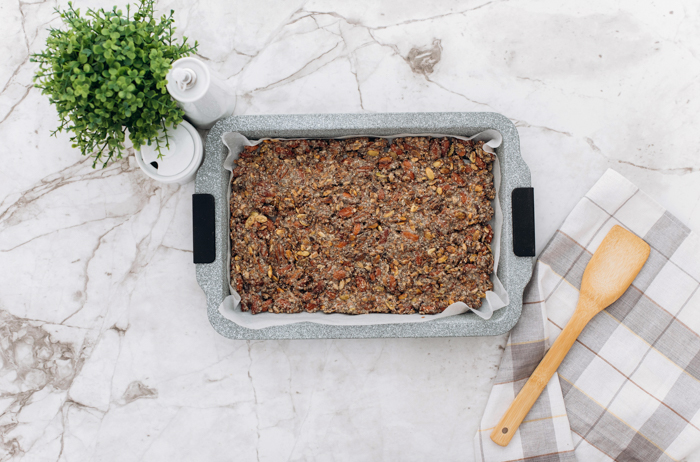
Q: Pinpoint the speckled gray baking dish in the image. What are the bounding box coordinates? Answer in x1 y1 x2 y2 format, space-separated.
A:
196 113 534 339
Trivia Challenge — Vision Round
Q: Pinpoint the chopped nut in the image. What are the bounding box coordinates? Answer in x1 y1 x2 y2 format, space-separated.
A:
245 212 259 228
402 231 420 242
333 270 347 280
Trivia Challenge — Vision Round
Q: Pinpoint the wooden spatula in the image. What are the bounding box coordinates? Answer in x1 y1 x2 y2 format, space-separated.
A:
490 225 650 447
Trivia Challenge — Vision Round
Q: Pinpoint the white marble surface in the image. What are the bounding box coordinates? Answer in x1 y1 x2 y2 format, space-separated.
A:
1 0 700 460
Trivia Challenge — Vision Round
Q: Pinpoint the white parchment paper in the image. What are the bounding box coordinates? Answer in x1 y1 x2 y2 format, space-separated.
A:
219 131 509 329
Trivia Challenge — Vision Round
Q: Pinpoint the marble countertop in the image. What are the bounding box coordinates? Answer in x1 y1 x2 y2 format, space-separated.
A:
1 0 699 460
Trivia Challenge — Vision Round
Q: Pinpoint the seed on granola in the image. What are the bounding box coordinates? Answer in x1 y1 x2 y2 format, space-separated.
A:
425 167 435 180
367 150 379 156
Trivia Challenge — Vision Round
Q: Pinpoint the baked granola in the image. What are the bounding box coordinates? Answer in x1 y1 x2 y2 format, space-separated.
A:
230 136 496 315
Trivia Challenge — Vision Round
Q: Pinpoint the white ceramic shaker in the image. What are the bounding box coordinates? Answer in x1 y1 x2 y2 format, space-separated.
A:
166 57 236 129
135 120 203 184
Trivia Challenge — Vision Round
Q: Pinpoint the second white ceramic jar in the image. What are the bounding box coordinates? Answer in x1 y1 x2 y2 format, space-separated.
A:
166 57 236 129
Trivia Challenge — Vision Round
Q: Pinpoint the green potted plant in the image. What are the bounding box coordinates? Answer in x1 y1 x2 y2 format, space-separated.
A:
31 0 198 169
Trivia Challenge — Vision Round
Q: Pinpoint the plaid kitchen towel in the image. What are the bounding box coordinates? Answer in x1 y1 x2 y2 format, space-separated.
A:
475 169 700 462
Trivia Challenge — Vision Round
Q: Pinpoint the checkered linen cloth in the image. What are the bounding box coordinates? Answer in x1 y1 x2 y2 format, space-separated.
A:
475 169 700 462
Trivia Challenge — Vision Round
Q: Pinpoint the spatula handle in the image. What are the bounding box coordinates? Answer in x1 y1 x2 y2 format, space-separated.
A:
490 310 589 446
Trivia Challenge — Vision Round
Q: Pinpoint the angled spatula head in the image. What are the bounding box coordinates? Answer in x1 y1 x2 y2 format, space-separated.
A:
578 225 650 317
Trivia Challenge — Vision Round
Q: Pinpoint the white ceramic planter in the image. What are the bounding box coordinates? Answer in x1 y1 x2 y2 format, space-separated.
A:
135 120 203 185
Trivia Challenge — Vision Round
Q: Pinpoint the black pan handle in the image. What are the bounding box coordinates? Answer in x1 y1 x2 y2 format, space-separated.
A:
192 194 216 264
511 188 536 257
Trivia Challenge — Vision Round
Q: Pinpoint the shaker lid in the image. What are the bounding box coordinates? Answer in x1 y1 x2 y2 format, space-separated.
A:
139 122 198 177
166 57 210 103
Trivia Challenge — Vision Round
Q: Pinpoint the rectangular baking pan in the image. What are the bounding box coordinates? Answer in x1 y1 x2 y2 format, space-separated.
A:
195 113 534 339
